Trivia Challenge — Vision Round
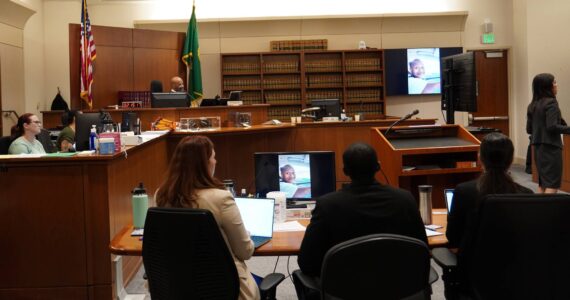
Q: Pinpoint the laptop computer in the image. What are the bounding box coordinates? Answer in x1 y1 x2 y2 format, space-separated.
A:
234 197 275 248
444 189 455 213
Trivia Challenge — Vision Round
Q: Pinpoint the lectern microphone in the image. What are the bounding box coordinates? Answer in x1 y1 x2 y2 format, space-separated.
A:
384 109 419 136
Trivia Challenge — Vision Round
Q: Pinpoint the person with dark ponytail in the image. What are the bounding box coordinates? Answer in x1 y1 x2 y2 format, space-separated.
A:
446 133 532 248
526 73 570 193
8 113 46 155
441 133 533 299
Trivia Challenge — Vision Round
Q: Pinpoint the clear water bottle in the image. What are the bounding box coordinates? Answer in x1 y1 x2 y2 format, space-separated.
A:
132 182 149 229
418 185 433 225
89 125 97 151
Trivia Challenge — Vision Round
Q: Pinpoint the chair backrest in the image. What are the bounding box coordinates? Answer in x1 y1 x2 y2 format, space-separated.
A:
142 207 240 300
321 233 431 300
36 128 56 153
150 80 163 93
467 194 570 300
0 136 11 154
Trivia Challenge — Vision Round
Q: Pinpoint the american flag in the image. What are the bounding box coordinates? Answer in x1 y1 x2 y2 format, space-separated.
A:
80 0 96 109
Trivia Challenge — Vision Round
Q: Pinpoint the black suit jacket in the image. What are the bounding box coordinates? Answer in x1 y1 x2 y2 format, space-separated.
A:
527 97 570 148
298 180 427 277
446 180 533 248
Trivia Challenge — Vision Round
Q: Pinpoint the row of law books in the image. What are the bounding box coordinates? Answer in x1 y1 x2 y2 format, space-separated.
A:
270 39 328 52
118 91 151 108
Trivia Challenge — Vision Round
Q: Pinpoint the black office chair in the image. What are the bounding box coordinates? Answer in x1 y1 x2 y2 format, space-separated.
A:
150 80 163 93
433 194 570 300
142 207 285 300
0 136 11 154
293 234 438 300
36 128 57 153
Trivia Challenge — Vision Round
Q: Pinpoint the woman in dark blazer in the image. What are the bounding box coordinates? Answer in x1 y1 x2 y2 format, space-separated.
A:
526 73 570 193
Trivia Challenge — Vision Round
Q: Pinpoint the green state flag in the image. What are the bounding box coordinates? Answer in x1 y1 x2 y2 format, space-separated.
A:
182 5 203 101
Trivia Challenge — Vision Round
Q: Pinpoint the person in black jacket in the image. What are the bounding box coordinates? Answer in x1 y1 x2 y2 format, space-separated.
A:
444 133 533 299
526 73 570 193
294 142 427 299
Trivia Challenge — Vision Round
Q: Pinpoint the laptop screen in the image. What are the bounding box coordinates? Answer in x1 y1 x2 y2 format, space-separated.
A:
234 197 275 237
445 189 454 212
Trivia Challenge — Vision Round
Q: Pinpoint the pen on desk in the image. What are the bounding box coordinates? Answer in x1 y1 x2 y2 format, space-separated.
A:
425 227 438 232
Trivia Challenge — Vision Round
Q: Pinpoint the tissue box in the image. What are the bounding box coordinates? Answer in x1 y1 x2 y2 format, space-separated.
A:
98 132 121 152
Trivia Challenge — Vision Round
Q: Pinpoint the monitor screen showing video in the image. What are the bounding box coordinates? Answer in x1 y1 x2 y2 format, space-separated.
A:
255 151 336 201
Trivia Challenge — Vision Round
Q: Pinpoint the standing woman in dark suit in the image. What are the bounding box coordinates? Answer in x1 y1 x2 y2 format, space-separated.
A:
526 73 570 193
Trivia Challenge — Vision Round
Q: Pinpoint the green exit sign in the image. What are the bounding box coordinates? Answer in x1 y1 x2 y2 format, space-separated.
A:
482 33 495 44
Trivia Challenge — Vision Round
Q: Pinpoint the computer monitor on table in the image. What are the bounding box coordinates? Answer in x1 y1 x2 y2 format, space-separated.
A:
151 92 190 108
75 112 104 151
311 99 341 121
254 151 336 204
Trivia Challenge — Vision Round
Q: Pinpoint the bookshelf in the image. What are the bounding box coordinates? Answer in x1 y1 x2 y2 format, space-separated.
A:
221 50 384 120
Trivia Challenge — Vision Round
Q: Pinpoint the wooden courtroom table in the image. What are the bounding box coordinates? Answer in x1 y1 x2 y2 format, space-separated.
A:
110 209 448 257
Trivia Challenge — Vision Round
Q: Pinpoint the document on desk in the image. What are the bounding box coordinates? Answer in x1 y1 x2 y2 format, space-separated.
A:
274 221 306 232
425 229 443 237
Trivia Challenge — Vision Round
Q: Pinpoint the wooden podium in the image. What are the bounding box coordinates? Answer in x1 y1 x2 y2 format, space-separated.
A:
371 125 482 208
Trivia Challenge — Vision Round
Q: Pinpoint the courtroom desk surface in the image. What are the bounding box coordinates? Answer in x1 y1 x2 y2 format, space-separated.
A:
0 132 168 163
109 209 449 257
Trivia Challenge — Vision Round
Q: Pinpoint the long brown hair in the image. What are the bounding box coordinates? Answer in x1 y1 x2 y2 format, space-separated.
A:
477 132 518 196
156 135 224 208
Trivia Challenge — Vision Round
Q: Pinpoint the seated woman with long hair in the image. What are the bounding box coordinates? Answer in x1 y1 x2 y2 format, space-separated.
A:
8 113 46 154
155 135 259 300
447 132 533 247
444 133 533 299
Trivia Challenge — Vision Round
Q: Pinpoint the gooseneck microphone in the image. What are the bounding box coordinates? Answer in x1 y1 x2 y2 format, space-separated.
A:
384 109 419 136
301 107 321 119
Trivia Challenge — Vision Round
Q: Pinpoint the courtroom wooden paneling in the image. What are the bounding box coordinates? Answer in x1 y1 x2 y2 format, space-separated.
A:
472 50 509 136
293 119 436 186
0 165 87 288
69 24 185 110
0 135 169 299
133 48 182 91
371 125 481 208
94 46 134 109
41 105 270 130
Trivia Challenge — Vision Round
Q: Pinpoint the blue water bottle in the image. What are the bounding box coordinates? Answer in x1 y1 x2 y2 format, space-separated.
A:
89 125 97 151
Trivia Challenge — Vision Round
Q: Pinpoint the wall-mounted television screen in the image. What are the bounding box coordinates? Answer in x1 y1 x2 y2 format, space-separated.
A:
254 151 336 202
385 47 463 96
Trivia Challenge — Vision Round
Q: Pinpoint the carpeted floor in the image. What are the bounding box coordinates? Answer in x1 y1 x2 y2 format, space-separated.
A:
126 164 539 299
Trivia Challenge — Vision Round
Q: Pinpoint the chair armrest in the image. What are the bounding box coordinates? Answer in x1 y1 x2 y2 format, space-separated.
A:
292 270 321 291
432 247 457 269
259 272 285 293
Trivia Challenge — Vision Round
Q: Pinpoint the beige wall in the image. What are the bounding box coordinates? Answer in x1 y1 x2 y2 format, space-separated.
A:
0 0 36 136
4 0 563 163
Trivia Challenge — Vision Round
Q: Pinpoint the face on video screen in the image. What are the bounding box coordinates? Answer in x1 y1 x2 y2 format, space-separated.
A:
407 48 441 95
278 154 312 199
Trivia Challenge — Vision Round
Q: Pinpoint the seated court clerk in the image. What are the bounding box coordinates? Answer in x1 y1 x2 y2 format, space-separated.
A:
56 110 80 152
444 133 532 297
294 142 427 299
154 135 260 300
8 113 46 155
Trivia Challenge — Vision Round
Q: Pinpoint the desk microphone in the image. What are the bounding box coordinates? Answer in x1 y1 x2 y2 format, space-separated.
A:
384 109 419 136
301 107 320 113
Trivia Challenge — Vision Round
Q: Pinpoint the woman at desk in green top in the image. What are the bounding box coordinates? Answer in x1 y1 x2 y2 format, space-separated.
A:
8 113 46 155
